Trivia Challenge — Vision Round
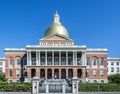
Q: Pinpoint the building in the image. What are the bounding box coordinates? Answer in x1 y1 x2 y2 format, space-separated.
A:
0 58 5 73
4 12 108 83
107 57 120 75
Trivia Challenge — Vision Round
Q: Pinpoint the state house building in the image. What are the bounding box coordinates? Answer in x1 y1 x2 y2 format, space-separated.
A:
5 12 108 83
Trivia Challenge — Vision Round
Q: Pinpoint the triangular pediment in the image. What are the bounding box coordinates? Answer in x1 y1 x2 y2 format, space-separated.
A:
40 34 73 41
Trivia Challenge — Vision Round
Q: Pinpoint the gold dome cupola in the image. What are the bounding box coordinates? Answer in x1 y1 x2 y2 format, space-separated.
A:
44 11 69 37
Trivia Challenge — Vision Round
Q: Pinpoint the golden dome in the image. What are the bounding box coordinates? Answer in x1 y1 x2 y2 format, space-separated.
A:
44 12 69 37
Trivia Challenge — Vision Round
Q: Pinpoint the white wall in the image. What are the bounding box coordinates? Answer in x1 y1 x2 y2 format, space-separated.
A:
0 58 5 73
107 58 120 75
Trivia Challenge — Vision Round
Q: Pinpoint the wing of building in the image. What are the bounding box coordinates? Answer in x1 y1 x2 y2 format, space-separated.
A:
4 12 108 83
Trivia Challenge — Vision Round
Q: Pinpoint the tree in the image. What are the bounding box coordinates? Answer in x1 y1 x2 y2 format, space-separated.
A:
0 72 6 82
108 73 120 84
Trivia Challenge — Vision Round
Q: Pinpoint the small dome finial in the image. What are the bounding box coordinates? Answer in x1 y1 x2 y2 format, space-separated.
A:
54 11 61 24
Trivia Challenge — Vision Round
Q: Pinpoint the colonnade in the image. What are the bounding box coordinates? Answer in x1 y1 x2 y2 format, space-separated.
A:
27 51 86 66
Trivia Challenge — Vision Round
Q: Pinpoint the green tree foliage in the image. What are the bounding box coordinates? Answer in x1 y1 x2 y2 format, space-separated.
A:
0 72 6 82
108 73 120 84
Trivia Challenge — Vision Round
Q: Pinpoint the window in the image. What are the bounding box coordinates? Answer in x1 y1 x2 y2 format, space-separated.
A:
100 70 104 77
9 58 13 66
68 56 72 65
0 62 2 65
111 67 114 72
100 57 104 66
54 57 59 65
0 67 2 72
111 62 113 65
16 57 21 66
86 57 90 66
9 70 12 77
24 70 27 77
93 70 97 77
77 58 81 65
117 67 119 72
61 57 65 65
32 58 36 65
48 57 52 65
117 62 119 66
86 70 90 77
41 56 45 65
92 57 97 66
16 70 20 77
23 57 27 66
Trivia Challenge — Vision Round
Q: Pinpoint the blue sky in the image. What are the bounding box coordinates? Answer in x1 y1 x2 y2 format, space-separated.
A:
0 0 120 57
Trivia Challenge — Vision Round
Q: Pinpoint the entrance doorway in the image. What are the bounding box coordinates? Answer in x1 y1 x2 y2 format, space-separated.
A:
40 69 45 79
54 69 59 79
47 69 52 79
61 69 66 79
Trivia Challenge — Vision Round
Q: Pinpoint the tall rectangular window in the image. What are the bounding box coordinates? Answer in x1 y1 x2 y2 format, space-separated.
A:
54 57 59 65
93 70 97 78
111 67 114 72
61 57 65 65
86 57 90 66
86 70 90 77
68 56 72 65
9 70 12 77
77 58 81 65
16 70 20 77
117 67 119 72
41 56 45 65
100 70 104 78
48 57 52 65
32 58 36 65
9 58 13 67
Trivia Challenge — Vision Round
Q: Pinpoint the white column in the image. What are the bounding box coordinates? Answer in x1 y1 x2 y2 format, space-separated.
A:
82 52 85 65
59 51 61 65
52 51 54 65
39 51 41 65
45 51 47 65
66 51 68 65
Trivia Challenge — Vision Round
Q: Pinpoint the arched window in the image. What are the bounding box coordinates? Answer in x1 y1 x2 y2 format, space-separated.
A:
100 57 104 66
15 57 21 66
86 57 90 66
92 57 97 66
9 57 13 67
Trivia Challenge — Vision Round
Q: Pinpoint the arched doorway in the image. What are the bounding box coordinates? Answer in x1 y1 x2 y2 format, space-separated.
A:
54 69 59 79
47 69 52 79
77 69 82 78
68 69 73 79
61 69 66 79
31 69 36 77
40 69 45 79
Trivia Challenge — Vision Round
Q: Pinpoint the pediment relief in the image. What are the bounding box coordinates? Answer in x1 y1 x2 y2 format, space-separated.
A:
40 34 73 41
